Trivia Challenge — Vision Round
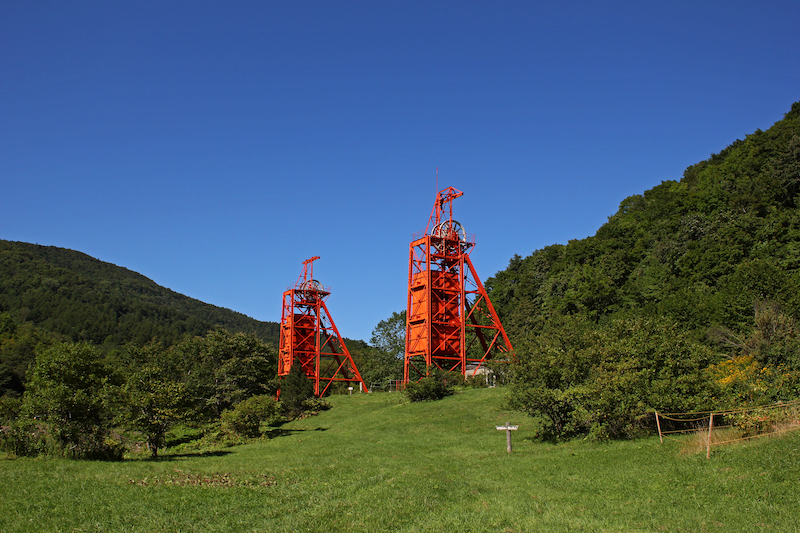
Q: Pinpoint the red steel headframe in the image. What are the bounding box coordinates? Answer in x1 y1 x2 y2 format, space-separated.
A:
404 187 514 384
278 257 368 396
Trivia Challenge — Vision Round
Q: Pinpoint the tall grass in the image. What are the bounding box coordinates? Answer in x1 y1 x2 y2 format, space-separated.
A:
2 387 799 532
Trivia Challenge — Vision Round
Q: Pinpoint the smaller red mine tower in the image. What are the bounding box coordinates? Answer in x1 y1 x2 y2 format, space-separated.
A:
404 187 514 384
278 257 368 396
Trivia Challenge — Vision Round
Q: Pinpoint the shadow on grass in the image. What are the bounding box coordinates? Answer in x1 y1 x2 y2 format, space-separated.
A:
264 427 329 439
125 426 331 460
127 450 234 462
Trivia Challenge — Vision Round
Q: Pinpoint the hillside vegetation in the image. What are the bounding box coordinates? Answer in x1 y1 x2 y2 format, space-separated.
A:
489 101 800 333
0 240 279 346
0 241 280 396
489 102 800 439
2 387 799 532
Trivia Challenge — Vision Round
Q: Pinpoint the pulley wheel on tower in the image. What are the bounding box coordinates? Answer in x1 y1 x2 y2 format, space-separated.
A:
298 279 324 300
432 220 469 253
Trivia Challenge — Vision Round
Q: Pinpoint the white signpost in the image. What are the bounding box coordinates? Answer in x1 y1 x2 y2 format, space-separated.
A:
496 421 519 453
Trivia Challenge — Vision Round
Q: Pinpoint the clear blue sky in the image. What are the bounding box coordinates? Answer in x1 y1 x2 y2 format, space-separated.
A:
2 1 798 342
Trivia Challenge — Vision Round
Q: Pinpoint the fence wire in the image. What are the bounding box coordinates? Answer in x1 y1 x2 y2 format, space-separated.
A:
655 399 800 454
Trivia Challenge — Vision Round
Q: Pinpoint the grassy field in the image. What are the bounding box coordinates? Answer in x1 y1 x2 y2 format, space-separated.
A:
2 387 799 532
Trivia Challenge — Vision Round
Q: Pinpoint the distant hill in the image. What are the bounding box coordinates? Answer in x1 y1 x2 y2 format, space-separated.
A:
487 101 800 339
0 240 280 347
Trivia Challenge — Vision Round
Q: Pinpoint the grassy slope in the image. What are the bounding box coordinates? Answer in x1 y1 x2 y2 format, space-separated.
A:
2 387 799 532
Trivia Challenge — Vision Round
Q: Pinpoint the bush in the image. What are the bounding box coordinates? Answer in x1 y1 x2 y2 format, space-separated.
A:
300 397 332 413
404 370 454 402
221 395 280 438
0 419 51 457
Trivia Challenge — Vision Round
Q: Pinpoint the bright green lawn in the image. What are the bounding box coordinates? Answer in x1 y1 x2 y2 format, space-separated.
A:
2 387 799 532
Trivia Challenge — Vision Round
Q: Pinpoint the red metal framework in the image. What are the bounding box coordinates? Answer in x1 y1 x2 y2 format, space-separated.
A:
278 257 368 396
404 187 514 384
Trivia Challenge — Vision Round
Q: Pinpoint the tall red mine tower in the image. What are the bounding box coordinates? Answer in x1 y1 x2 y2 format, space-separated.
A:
404 187 514 384
278 257 368 396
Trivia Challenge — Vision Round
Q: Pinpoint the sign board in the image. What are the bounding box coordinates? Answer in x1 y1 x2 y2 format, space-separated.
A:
496 422 519 453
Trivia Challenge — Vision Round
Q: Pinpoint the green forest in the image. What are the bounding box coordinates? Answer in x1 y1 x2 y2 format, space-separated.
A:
0 242 281 396
1 101 799 458
487 101 800 439
0 240 280 347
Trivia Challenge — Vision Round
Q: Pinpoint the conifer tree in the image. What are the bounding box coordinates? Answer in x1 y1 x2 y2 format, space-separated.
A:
280 358 315 417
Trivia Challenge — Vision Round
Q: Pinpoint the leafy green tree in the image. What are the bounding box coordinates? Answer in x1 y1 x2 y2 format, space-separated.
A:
0 314 59 397
360 311 405 388
508 316 718 440
370 311 406 357
176 328 278 420
22 342 121 459
119 343 192 457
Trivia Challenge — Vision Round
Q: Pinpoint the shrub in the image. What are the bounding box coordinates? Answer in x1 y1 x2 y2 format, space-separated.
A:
221 395 280 438
300 397 332 413
0 419 51 457
404 370 454 402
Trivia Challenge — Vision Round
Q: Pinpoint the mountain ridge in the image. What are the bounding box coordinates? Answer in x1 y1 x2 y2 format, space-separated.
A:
0 240 280 347
487 101 800 339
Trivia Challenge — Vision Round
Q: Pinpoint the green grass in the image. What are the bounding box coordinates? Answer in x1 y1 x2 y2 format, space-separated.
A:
2 387 799 532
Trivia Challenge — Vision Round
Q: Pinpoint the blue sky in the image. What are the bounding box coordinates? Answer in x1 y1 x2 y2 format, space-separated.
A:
2 1 799 342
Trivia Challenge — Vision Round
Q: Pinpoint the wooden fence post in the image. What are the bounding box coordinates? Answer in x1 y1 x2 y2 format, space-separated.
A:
655 411 663 444
706 412 714 459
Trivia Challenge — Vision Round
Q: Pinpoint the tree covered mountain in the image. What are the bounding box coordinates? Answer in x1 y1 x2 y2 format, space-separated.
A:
0 240 280 348
487 101 800 439
488 101 800 339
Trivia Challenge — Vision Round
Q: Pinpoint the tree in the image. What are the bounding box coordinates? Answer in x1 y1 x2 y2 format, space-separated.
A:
280 358 315 417
370 310 406 358
22 342 121 459
175 328 278 420
508 316 718 440
361 311 405 388
119 343 192 457
0 313 58 397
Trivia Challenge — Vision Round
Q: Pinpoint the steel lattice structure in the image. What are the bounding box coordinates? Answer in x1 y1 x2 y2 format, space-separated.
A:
278 257 368 396
404 187 514 384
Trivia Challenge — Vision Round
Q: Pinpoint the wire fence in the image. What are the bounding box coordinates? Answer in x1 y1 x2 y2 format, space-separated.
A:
655 399 800 458
368 380 404 392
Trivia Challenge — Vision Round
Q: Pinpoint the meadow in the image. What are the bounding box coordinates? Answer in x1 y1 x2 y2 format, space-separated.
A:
2 387 799 532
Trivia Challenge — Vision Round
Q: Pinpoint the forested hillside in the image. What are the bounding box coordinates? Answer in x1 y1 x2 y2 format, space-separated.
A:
0 241 281 396
488 102 800 439
0 240 279 347
488 101 800 334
